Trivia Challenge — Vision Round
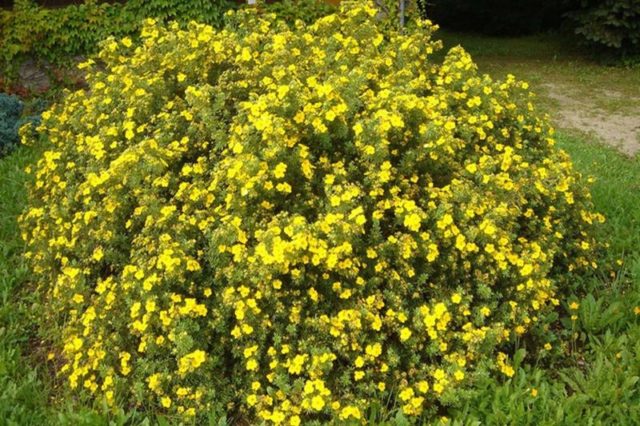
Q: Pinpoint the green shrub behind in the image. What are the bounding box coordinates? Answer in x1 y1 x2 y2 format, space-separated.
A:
0 0 236 79
568 0 640 53
424 0 572 35
0 94 23 156
0 93 40 156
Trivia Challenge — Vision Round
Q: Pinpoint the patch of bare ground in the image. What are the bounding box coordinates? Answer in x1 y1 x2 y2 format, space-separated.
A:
541 83 640 156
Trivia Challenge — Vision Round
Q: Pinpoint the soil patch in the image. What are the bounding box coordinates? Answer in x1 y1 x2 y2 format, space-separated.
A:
540 83 640 156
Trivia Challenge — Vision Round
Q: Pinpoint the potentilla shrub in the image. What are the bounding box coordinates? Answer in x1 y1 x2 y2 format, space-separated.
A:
21 2 604 423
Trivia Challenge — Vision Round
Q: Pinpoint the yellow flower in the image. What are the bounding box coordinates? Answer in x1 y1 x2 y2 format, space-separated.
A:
92 246 104 261
403 213 421 232
147 373 162 392
247 394 258 406
161 396 171 408
271 411 285 423
178 350 206 375
400 327 412 342
240 47 252 62
365 343 382 358
246 358 258 371
339 405 361 420
399 387 414 401
520 264 533 276
311 395 325 411
273 163 287 179
502 365 514 377
417 380 429 393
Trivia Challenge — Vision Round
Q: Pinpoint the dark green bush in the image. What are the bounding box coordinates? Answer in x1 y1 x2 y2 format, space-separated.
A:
567 0 640 53
421 0 639 55
425 0 573 35
0 94 23 156
0 94 43 157
0 94 28 156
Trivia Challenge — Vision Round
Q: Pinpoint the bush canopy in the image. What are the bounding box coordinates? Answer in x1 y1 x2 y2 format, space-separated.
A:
21 2 603 423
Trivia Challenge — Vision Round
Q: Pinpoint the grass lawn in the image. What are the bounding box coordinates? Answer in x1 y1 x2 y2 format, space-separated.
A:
0 146 49 425
1 33 639 425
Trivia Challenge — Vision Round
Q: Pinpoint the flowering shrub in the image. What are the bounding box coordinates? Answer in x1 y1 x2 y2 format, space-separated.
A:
21 2 604 423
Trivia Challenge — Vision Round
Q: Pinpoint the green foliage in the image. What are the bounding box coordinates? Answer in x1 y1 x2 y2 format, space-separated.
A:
0 0 236 79
119 0 233 32
567 0 640 53
372 0 426 31
427 0 640 54
0 0 114 76
447 276 640 425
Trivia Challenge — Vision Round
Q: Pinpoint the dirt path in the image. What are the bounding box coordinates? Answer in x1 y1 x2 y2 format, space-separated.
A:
541 83 640 156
